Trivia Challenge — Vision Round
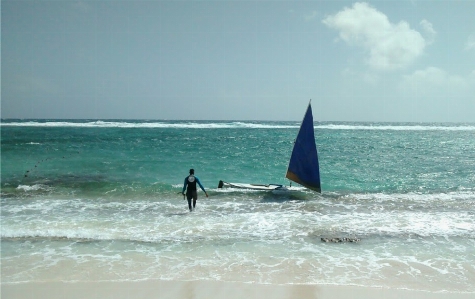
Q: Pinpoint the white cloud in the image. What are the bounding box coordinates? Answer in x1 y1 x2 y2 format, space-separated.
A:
420 19 436 45
403 67 446 86
401 67 470 96
322 2 430 71
465 33 475 51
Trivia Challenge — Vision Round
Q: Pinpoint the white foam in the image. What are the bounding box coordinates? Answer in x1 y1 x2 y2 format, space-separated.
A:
316 124 475 131
2 194 474 291
2 121 474 131
0 121 296 129
348 191 475 202
16 184 50 192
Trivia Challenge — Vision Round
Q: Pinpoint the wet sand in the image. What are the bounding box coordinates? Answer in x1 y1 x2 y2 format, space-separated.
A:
2 280 474 299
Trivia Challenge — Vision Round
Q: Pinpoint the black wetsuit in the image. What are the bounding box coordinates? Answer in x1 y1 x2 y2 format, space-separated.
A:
182 175 206 211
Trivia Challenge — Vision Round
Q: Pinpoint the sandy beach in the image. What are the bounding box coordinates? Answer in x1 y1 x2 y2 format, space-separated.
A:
2 280 474 299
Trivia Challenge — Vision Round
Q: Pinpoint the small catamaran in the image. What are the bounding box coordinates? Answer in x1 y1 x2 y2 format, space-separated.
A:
218 101 321 193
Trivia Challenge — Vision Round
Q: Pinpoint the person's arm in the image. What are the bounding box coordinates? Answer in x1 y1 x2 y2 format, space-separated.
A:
196 177 209 197
182 178 187 194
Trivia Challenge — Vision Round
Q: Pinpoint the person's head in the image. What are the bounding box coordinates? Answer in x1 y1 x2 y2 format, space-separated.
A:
189 169 194 175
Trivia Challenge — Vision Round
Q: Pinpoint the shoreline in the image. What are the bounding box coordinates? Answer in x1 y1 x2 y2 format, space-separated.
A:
2 280 474 299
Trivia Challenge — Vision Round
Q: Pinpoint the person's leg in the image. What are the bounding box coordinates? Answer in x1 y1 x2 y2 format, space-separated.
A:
187 193 193 211
192 191 198 209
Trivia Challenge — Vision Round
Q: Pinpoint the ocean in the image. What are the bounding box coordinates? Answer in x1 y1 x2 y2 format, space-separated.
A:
1 120 474 292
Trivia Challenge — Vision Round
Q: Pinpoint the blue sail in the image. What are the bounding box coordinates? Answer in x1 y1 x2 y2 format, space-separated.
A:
285 102 321 192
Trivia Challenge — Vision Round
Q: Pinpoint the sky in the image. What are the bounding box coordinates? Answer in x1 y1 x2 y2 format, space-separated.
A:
1 0 474 122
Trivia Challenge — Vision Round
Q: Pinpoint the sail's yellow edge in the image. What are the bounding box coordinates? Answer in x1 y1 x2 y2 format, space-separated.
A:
286 171 321 193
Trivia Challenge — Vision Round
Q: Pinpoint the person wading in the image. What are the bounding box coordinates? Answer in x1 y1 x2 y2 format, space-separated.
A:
182 169 208 211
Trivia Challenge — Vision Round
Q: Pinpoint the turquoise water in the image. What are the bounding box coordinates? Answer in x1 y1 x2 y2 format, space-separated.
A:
1 120 474 291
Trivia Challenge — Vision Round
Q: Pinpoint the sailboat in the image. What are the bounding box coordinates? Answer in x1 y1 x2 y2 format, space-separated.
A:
218 101 321 193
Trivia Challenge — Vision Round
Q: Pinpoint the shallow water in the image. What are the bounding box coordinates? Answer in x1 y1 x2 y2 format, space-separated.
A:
1 120 474 291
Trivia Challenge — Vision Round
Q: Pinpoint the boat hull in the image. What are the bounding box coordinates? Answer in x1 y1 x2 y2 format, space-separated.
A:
217 181 303 192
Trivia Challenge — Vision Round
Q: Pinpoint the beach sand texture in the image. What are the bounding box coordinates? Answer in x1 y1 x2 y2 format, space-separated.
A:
2 280 474 299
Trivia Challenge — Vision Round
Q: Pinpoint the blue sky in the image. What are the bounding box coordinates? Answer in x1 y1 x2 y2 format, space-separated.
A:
2 0 474 122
